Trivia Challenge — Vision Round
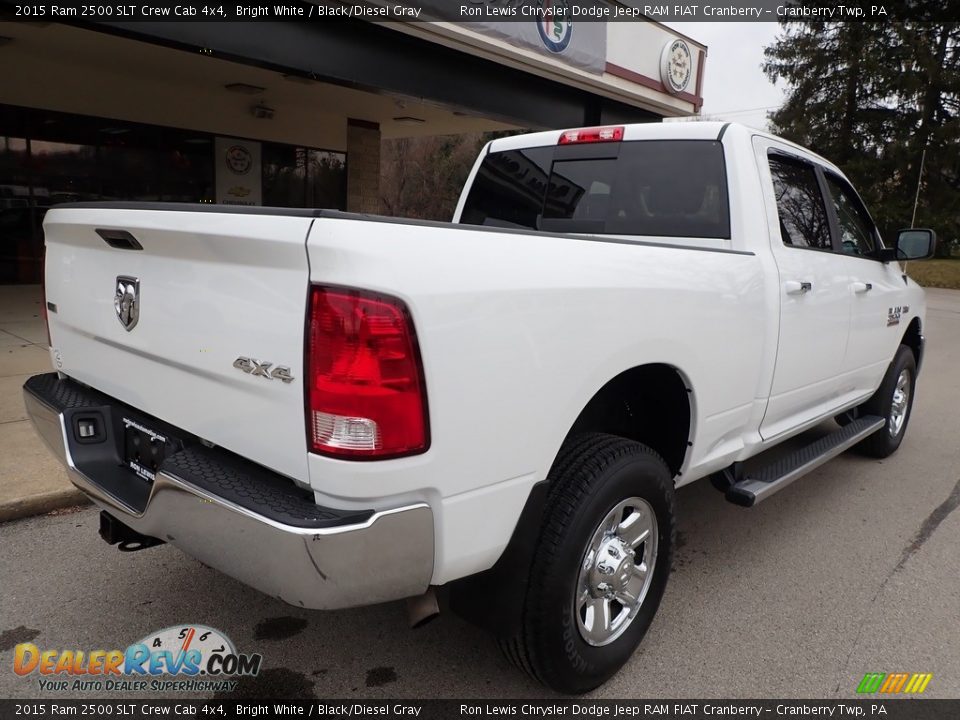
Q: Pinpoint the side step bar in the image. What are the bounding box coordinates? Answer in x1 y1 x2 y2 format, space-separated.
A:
726 415 886 507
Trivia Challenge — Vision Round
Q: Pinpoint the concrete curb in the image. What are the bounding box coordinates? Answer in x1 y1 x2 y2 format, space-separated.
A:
0 487 91 523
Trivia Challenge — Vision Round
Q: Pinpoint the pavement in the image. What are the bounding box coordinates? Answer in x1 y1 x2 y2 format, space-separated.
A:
0 288 958 700
0 285 88 522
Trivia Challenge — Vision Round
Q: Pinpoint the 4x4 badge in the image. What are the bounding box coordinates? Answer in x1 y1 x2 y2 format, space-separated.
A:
233 356 295 384
114 276 140 331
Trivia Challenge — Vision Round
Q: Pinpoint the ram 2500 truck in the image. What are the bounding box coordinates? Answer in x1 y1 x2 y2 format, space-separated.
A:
24 122 935 693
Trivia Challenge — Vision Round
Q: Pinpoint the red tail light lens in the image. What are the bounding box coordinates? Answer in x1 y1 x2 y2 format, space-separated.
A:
558 126 624 145
306 286 429 459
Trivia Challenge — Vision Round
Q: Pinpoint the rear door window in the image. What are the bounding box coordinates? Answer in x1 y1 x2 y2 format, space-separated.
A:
768 155 833 251
460 140 730 239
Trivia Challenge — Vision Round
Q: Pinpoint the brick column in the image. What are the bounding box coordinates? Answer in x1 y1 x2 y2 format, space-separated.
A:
346 118 381 214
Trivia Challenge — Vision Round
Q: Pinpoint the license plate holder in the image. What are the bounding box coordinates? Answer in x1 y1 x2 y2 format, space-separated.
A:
121 417 169 482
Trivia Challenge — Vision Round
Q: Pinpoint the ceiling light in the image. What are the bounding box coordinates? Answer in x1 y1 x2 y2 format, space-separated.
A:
226 82 265 95
393 116 426 125
251 103 275 120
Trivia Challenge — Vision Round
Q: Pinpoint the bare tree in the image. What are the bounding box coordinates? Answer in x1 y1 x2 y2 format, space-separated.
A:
380 134 487 221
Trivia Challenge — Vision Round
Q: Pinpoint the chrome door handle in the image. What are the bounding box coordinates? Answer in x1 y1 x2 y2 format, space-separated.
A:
785 281 813 295
852 281 873 293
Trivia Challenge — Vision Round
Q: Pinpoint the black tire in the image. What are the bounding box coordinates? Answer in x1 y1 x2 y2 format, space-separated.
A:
498 433 675 694
855 344 917 458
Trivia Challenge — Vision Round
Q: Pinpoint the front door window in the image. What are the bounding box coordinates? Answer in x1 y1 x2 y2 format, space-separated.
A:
824 174 878 257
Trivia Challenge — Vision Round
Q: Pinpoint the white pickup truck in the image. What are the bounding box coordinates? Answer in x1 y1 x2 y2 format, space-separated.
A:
25 122 935 693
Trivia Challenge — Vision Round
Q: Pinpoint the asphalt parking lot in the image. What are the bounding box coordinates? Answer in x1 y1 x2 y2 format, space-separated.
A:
1 290 958 700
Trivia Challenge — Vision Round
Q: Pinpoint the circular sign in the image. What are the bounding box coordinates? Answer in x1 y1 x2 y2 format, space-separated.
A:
660 39 693 95
537 0 572 53
136 625 236 669
225 144 252 175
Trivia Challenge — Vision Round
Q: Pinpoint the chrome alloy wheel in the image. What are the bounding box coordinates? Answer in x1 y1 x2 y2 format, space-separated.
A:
889 368 912 438
575 497 658 647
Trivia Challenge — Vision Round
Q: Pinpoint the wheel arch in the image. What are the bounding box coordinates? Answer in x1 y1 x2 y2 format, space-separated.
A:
565 363 693 479
901 317 923 372
448 363 693 635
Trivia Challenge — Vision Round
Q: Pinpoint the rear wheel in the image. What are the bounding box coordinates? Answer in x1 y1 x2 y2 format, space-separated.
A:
855 344 917 458
498 433 675 694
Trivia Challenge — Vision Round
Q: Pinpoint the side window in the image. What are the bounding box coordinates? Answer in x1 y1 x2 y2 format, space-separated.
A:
824 174 877 256
768 155 832 250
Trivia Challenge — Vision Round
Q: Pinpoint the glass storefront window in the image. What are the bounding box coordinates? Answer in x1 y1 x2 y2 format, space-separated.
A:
308 150 347 210
0 102 349 283
263 144 308 207
30 140 100 204
0 135 32 283
163 136 214 203
262 145 347 210
98 124 163 202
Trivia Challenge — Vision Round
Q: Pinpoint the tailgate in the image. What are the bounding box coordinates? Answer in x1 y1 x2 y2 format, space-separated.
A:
43 205 314 485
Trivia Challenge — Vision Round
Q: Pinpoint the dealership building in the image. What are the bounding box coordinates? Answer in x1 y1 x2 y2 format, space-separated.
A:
0 10 705 283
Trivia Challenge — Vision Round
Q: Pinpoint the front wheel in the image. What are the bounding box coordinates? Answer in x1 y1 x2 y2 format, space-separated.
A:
498 433 675 694
855 344 917 458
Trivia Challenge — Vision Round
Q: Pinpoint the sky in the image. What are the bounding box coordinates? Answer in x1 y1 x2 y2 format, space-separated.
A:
665 22 788 129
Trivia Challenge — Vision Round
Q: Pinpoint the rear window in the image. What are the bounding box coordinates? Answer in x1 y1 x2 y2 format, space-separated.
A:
460 140 730 239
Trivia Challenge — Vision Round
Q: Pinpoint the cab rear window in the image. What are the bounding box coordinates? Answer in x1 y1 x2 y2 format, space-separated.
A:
459 140 730 239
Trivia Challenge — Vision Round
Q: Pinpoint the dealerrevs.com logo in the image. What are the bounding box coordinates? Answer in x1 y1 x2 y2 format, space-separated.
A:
14 625 262 693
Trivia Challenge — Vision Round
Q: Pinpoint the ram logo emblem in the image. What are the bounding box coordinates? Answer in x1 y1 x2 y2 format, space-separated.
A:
114 276 140 331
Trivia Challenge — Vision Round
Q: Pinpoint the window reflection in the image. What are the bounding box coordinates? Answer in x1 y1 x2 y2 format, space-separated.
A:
769 156 832 250
0 103 347 283
0 136 35 283
163 137 214 203
264 145 307 207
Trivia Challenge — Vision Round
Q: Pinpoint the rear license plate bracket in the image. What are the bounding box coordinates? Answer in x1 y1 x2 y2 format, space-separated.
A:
122 417 169 482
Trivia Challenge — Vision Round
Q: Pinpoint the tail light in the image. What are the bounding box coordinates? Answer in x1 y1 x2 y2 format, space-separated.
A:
558 126 624 145
306 286 429 459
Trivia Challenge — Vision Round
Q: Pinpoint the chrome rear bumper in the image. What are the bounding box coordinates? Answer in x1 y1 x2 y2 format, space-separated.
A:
23 374 434 610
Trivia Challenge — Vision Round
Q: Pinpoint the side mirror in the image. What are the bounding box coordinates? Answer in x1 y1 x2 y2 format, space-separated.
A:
894 228 936 261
